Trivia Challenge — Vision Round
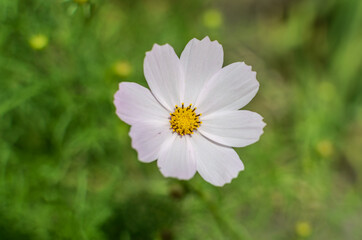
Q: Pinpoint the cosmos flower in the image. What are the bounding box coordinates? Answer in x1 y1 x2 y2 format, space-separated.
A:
114 37 265 186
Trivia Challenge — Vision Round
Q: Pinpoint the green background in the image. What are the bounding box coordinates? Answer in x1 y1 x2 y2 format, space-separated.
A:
1 0 362 239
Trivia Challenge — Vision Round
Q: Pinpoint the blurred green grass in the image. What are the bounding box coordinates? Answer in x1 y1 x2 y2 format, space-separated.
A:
1 0 362 239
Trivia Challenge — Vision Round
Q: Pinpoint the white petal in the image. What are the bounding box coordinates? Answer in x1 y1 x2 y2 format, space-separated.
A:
114 82 169 125
129 122 170 163
195 62 259 115
144 44 184 111
181 36 223 105
157 134 196 180
199 110 266 147
190 133 244 186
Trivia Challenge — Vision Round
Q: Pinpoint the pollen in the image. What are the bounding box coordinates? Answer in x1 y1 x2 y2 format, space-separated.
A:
170 103 202 136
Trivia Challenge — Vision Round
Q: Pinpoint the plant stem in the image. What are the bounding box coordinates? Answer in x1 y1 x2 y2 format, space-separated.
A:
184 182 252 240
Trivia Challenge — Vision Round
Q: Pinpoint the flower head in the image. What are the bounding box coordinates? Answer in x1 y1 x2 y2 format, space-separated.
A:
114 37 265 186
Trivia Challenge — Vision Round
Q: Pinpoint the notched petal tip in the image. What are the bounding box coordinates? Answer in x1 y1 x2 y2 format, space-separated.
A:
158 164 197 181
145 43 173 56
114 82 133 101
211 165 244 187
201 36 220 44
261 119 267 128
240 61 260 88
202 36 210 41
238 61 254 72
113 83 124 102
188 36 221 46
152 43 170 49
237 62 258 79
159 168 196 181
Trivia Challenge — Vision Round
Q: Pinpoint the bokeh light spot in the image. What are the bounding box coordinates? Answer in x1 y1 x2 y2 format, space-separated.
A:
316 140 334 158
202 9 223 29
29 34 48 50
113 61 132 78
295 221 312 237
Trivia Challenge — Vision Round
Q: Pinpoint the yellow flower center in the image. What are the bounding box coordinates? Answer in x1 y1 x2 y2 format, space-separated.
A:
170 103 202 136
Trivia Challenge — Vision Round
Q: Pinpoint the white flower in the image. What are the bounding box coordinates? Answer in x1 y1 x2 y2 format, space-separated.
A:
114 37 266 186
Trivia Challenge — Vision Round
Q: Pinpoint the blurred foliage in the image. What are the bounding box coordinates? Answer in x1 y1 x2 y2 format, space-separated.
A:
102 192 181 240
0 0 362 239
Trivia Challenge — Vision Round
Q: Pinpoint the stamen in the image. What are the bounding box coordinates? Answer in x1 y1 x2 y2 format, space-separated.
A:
169 103 202 136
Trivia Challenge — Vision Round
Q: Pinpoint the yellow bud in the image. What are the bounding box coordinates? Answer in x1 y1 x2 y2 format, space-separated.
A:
316 140 334 158
113 61 132 78
295 221 311 237
29 34 48 50
202 9 223 29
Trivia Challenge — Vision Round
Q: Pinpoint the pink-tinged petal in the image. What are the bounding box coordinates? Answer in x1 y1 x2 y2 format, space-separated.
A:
190 133 244 186
114 82 169 125
181 36 223 105
144 44 184 111
157 134 196 180
199 110 266 148
129 122 170 163
195 62 259 115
